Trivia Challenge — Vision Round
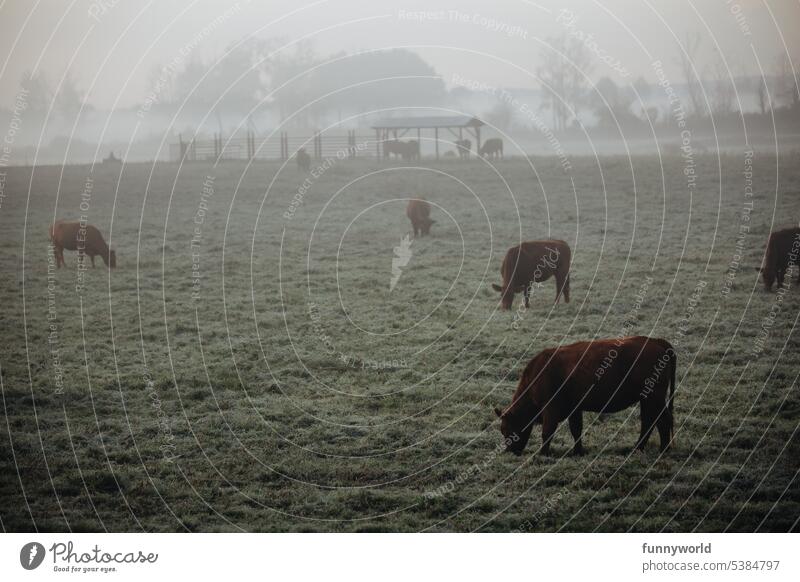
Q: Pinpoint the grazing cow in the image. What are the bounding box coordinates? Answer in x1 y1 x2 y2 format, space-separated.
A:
455 139 471 159
296 148 311 171
757 226 800 291
406 199 435 237
383 140 404 160
495 336 676 455
402 140 420 161
492 240 571 309
49 220 116 268
479 138 503 159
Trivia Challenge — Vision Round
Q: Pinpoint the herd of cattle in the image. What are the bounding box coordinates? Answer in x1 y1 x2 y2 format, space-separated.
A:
47 184 800 457
293 137 503 167
382 138 505 161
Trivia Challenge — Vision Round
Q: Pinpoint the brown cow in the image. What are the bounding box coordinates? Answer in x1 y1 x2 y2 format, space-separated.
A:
402 140 420 162
406 199 435 237
495 336 676 456
479 138 503 159
49 220 116 268
383 140 406 160
757 226 800 291
296 147 311 171
455 139 471 159
491 240 570 309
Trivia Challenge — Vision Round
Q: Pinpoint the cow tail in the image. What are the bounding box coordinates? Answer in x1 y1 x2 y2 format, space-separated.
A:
668 346 676 444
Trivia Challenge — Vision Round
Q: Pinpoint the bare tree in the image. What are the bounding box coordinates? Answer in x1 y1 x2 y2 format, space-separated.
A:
21 70 52 114
755 73 770 115
772 54 799 110
708 55 735 116
676 33 705 117
54 73 86 118
592 76 638 127
537 34 592 131
485 96 516 131
270 40 319 127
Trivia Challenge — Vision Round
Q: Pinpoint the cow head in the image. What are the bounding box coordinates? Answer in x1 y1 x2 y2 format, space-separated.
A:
421 218 435 236
755 266 775 291
494 406 534 455
108 250 117 269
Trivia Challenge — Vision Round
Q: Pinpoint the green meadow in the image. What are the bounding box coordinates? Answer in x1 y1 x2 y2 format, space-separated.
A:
1 153 798 531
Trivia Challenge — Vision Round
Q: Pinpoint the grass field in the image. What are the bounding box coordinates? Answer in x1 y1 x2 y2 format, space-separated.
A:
1 153 799 532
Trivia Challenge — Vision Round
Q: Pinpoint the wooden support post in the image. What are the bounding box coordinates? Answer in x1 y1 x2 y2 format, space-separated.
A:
375 128 381 160
475 127 481 156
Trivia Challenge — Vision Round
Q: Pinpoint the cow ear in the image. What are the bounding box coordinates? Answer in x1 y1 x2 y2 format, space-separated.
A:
491 284 502 292
754 267 763 272
494 406 503 418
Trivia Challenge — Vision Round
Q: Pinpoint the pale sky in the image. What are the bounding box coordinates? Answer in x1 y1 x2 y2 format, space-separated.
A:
0 0 798 109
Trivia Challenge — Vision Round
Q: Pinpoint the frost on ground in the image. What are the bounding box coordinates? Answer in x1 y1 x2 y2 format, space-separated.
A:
0 155 798 532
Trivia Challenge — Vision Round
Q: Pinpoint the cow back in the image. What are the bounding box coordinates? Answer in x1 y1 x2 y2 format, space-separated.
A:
406 199 430 221
766 227 800 271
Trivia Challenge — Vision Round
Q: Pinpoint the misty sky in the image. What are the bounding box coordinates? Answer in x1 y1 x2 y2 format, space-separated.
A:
0 0 798 110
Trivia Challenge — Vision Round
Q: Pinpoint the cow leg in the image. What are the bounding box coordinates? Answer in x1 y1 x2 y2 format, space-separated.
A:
55 247 64 268
540 416 558 456
777 268 785 288
636 405 656 451
523 285 530 308
568 411 585 455
656 407 673 452
91 255 96 268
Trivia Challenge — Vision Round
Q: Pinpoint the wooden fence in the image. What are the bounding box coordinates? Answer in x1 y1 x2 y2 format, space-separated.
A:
171 130 385 162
